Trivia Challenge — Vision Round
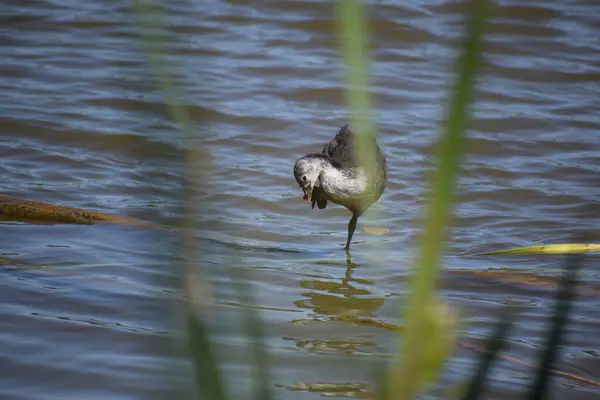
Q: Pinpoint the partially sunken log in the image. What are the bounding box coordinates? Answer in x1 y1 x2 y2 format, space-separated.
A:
0 195 160 228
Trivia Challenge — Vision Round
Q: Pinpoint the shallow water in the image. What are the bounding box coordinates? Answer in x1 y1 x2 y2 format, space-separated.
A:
1 0 599 399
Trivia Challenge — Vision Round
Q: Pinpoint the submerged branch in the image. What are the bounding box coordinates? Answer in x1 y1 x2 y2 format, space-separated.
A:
0 195 161 228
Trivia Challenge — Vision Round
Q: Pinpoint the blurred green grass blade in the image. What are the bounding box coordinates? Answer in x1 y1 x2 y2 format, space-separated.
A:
417 298 459 387
375 364 390 400
335 0 376 212
335 0 385 257
478 243 600 255
461 308 517 400
384 297 459 397
391 0 490 398
335 0 374 138
527 254 582 400
132 0 193 136
187 309 229 400
231 268 273 400
132 0 212 204
133 3 222 400
244 311 272 400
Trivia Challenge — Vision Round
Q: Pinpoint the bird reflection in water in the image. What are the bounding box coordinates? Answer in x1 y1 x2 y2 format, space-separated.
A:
293 257 385 322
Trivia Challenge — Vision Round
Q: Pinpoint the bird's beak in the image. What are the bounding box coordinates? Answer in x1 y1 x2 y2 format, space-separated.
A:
302 186 312 202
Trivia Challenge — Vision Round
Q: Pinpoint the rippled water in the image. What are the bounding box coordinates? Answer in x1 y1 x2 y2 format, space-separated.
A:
1 0 599 399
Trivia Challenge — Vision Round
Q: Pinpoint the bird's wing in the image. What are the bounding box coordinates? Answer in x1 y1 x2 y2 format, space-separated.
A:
322 125 384 168
321 125 355 166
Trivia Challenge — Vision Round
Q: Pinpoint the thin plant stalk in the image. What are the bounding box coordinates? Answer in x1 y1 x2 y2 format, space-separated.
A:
132 2 221 398
335 0 385 259
527 254 582 400
461 308 517 400
231 268 273 400
391 0 489 397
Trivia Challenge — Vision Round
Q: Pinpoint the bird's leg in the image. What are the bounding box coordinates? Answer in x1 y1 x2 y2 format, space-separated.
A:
345 214 358 251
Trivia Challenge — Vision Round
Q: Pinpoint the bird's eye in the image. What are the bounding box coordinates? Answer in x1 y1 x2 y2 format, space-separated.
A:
302 175 307 182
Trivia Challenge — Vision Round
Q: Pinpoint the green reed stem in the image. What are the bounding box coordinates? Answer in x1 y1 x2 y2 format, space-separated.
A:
132 2 221 399
230 267 273 400
392 0 489 398
132 1 193 138
335 0 384 260
335 0 374 137
187 308 229 400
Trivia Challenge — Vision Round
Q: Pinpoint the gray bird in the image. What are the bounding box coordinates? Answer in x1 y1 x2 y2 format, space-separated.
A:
293 125 387 250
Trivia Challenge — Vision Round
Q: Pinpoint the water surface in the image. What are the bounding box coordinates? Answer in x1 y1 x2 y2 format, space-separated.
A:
1 0 599 399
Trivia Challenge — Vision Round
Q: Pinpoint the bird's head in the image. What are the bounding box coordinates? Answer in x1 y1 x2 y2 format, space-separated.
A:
293 155 324 202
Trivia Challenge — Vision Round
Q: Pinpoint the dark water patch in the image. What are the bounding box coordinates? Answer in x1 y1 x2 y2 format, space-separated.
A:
0 118 185 159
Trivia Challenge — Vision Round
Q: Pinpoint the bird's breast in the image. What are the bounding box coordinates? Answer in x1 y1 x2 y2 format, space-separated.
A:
321 168 367 201
320 166 385 214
